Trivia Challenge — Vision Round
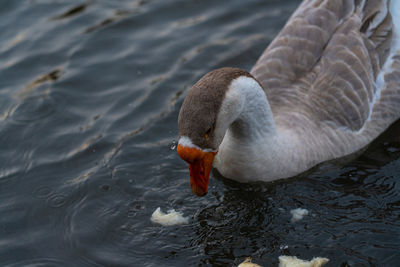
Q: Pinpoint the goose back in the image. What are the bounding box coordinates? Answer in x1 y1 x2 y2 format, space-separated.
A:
251 0 400 135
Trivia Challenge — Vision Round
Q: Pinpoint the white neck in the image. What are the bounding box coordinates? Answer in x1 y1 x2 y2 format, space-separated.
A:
213 76 302 182
216 76 277 142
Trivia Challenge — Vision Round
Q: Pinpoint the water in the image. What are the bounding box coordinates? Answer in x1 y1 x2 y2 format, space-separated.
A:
1 0 399 266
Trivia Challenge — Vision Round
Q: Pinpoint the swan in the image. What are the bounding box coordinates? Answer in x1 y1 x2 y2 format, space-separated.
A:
177 0 400 196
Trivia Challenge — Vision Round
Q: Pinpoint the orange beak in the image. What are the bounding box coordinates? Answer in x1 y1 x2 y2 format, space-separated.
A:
177 144 217 196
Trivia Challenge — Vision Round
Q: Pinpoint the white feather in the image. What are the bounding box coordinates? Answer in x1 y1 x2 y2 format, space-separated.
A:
178 136 217 152
214 76 304 182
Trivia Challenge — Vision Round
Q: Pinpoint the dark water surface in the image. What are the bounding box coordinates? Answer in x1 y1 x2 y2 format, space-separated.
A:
1 0 400 266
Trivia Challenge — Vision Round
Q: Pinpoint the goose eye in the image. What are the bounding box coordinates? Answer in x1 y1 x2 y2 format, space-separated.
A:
205 127 212 139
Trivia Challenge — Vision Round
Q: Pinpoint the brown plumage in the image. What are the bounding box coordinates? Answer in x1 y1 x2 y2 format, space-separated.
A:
251 0 399 133
178 68 253 149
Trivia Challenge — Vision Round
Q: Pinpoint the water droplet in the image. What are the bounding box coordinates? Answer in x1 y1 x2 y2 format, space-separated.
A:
170 140 177 150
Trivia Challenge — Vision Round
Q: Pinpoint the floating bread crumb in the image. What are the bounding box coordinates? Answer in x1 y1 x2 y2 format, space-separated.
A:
151 207 189 226
279 256 329 267
290 208 309 222
238 255 328 267
238 257 262 267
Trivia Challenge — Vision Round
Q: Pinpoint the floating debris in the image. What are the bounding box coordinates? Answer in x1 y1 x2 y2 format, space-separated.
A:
238 257 262 267
278 256 329 267
290 208 309 222
151 207 189 226
279 244 289 250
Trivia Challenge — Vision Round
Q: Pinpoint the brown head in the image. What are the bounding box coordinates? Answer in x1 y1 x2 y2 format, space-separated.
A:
177 67 253 196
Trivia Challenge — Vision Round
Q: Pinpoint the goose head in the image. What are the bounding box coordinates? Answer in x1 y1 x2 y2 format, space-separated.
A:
177 67 259 196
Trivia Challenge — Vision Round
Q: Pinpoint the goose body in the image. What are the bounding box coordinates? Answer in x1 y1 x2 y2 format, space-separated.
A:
177 0 400 195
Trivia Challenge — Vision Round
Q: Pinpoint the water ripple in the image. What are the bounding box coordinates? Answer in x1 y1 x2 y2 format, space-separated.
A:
1 0 400 266
5 258 70 267
52 3 89 20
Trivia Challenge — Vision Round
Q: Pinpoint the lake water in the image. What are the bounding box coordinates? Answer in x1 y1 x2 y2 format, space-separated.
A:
1 0 400 266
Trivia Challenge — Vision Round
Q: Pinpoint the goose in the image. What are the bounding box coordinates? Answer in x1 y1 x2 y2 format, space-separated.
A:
177 0 400 196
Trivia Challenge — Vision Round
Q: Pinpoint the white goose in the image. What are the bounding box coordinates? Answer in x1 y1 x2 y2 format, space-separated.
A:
177 0 400 196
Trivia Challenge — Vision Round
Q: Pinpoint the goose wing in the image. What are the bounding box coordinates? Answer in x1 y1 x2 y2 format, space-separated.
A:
251 0 398 132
